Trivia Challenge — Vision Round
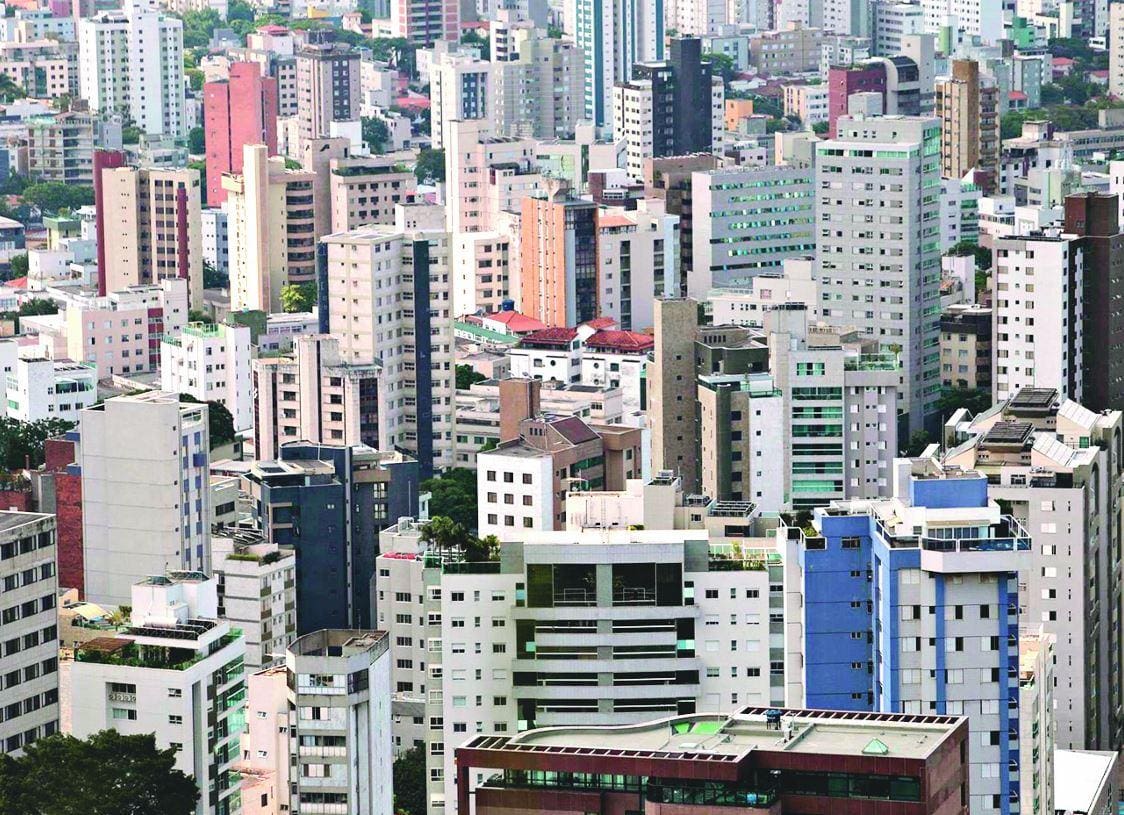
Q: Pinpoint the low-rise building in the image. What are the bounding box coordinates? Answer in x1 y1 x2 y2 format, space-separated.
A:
455 708 969 815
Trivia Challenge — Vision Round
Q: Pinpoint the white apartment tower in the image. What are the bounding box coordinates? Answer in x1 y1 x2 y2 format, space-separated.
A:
160 321 254 433
77 0 186 139
322 206 456 476
991 232 1082 403
286 630 392 815
0 512 59 756
815 115 943 434
79 392 211 607
571 0 664 132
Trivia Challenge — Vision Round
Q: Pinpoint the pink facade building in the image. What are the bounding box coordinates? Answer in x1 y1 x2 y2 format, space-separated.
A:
203 62 279 206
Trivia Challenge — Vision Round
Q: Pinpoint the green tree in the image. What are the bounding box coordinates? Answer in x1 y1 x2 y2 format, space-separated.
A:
187 126 205 154
414 148 445 184
178 393 236 449
7 253 27 279
202 259 226 290
0 75 25 103
181 8 221 48
187 160 207 199
392 745 426 815
0 416 74 470
455 364 485 390
421 468 477 531
185 67 205 92
812 121 829 134
420 515 469 556
935 388 993 417
227 0 254 22
460 29 488 59
21 182 94 214
704 52 737 84
901 430 932 457
0 297 59 331
361 116 390 153
280 282 317 313
188 309 214 324
0 730 198 815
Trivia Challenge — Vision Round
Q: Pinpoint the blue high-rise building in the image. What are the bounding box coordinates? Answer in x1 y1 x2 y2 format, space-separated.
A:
783 457 1031 815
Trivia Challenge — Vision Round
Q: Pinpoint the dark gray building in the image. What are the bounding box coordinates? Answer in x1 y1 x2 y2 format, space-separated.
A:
245 443 419 633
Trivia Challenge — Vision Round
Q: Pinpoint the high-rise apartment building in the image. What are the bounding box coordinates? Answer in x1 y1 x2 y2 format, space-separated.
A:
922 0 1003 43
251 334 381 460
936 60 1000 194
211 531 296 673
243 443 418 632
78 392 210 606
322 207 456 477
376 522 786 815
203 62 279 206
295 35 360 151
26 111 119 186
328 156 417 233
429 45 491 150
815 115 942 434
492 27 584 140
0 512 59 756
992 232 1081 403
944 388 1124 750
1112 1 1124 99
160 321 254 432
96 163 204 307
518 184 599 327
444 122 544 236
595 204 679 330
783 458 1030 815
389 0 459 45
1064 192 1124 412
285 630 392 815
689 164 815 295
77 0 185 139
70 574 245 815
613 37 722 181
571 0 664 130
224 144 317 313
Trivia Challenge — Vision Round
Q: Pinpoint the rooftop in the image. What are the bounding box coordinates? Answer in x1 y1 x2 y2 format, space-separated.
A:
465 707 964 764
1054 750 1117 814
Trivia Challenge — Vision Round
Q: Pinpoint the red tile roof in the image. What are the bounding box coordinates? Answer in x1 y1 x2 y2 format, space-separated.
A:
1008 90 1027 101
486 311 548 333
583 316 617 330
258 24 290 33
519 327 578 346
1052 56 1074 65
585 329 654 352
5 277 28 289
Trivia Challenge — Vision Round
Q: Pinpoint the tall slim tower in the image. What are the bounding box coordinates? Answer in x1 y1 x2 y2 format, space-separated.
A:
571 0 664 131
815 115 943 434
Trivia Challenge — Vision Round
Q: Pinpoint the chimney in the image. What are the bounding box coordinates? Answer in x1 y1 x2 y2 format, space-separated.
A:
499 378 541 443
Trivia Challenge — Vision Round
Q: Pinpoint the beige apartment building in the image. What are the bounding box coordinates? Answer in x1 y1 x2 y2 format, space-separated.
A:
936 59 1000 193
329 155 417 233
99 164 204 307
224 144 316 313
251 334 381 461
295 39 360 151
